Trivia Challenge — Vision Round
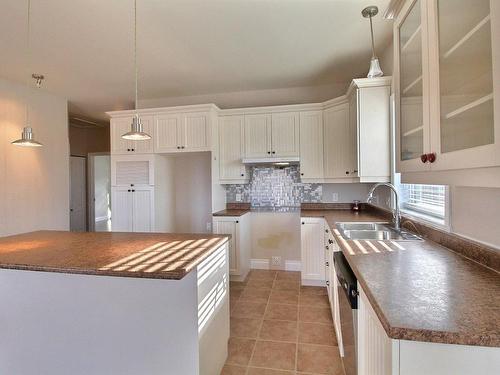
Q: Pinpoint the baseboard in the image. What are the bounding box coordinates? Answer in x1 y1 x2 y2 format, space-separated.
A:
301 279 326 287
250 259 270 270
285 260 301 272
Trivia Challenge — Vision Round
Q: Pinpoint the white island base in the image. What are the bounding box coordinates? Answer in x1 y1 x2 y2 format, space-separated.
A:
0 243 229 375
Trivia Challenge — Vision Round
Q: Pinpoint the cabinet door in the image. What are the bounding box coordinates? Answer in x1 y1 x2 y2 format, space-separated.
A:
299 111 324 180
184 113 210 151
130 115 154 154
430 0 498 170
212 218 238 274
111 187 133 232
219 116 247 182
110 118 132 154
348 91 359 177
324 103 352 179
300 218 326 282
271 112 300 157
132 187 154 232
395 0 430 172
244 114 271 158
155 114 181 152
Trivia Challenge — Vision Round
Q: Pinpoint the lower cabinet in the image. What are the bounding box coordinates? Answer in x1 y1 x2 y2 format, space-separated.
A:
212 214 250 281
300 217 326 286
111 186 154 232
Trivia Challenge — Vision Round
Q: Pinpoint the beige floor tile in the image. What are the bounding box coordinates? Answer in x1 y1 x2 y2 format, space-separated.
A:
230 288 244 299
273 279 300 291
269 290 299 305
297 344 344 374
247 367 295 374
259 319 298 342
247 278 276 289
231 281 247 288
250 340 297 370
232 301 268 319
298 322 337 346
231 317 262 338
221 364 248 374
226 338 256 366
230 297 240 311
264 303 298 321
299 293 330 308
298 306 333 324
300 286 328 295
248 269 278 280
276 271 301 281
240 287 272 303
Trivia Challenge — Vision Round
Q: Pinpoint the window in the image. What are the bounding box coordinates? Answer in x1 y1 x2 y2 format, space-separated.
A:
399 183 448 226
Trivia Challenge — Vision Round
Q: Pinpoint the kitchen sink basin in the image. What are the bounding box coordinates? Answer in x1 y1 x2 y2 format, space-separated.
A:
336 222 422 241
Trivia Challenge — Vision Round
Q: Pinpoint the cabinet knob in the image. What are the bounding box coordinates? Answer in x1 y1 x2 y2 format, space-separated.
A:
328 239 333 244
177 146 180 149
267 151 271 154
427 152 436 163
345 171 350 175
300 173 304 176
326 281 330 286
301 222 305 225
326 245 329 250
241 173 244 177
325 261 329 267
325 229 329 233
235 220 239 224
420 154 428 163
130 184 134 187
127 148 130 152
127 189 131 192
353 170 358 173
181 146 185 149
272 151 276 154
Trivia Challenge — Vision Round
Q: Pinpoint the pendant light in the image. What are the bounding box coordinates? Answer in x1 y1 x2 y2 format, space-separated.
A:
122 0 151 141
12 0 43 147
362 5 384 78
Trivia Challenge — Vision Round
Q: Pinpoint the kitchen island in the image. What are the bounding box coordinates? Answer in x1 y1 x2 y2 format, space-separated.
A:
0 231 230 375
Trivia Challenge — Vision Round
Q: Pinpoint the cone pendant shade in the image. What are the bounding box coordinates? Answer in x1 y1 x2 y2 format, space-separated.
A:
122 115 151 140
12 126 43 147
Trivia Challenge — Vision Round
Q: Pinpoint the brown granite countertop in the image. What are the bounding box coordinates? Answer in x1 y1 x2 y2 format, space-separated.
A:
212 209 251 217
301 207 500 348
0 231 230 280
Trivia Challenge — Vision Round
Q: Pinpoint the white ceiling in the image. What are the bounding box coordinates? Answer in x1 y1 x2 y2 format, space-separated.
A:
0 0 393 121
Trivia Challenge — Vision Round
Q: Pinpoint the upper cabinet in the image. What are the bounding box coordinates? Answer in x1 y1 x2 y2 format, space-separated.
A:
155 112 211 153
111 115 154 154
219 115 248 184
243 112 300 159
395 0 499 174
300 111 324 180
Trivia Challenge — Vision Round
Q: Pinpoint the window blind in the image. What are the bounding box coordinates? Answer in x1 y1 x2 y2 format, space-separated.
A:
400 184 446 219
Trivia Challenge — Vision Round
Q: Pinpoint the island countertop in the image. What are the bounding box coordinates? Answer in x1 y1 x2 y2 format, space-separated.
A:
0 231 230 280
302 207 500 348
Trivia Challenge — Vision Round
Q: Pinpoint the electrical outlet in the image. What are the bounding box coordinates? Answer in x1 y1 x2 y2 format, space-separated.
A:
332 193 339 202
206 222 212 232
235 193 242 202
271 256 281 266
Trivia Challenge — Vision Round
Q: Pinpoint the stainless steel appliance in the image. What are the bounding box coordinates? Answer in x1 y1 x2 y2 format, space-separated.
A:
334 251 358 375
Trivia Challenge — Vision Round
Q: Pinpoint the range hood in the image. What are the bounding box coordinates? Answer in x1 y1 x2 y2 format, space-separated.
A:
241 157 300 165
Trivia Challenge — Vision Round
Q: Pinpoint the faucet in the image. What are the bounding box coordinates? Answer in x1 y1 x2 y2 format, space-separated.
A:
367 183 401 231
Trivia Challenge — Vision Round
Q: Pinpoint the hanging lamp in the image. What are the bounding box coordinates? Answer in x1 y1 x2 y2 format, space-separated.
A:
12 0 43 147
362 5 384 78
122 0 151 141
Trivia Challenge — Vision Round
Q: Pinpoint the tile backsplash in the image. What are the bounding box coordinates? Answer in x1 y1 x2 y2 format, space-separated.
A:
225 166 322 207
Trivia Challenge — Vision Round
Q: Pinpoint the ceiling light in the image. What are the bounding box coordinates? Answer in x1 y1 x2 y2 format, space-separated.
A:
122 0 151 141
12 0 43 148
362 6 384 78
274 162 290 166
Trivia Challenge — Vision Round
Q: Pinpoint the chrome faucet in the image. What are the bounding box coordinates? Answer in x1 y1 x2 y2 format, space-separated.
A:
367 183 401 231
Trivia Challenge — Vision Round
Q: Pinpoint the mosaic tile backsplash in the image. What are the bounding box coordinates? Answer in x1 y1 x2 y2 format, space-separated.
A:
225 166 322 208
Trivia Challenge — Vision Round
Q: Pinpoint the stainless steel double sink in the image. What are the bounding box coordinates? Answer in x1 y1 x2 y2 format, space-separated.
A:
336 222 422 241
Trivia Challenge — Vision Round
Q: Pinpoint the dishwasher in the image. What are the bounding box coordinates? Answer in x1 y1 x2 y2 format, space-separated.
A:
333 251 358 375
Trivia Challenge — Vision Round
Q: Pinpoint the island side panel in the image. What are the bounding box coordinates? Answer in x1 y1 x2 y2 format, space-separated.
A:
198 242 230 375
0 269 199 375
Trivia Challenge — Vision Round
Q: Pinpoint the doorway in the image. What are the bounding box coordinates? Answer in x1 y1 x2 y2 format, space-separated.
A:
88 153 111 232
70 156 87 231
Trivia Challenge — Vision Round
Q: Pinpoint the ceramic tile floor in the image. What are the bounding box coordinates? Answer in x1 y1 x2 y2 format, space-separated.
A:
221 270 345 375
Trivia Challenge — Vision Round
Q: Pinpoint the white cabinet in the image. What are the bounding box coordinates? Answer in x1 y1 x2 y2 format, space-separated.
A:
243 112 300 159
219 116 248 184
300 217 326 285
325 229 343 355
299 111 324 180
212 214 250 281
111 154 155 187
110 115 154 154
395 0 500 174
111 186 154 232
155 112 211 153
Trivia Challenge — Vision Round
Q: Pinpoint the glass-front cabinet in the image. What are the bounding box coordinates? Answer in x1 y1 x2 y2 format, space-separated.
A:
395 0 499 173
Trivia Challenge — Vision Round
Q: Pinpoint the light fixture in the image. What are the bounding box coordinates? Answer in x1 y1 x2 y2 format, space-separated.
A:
122 0 151 141
362 5 384 78
12 0 43 148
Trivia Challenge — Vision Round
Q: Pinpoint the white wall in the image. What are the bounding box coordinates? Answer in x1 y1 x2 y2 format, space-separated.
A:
322 183 372 203
139 83 348 110
0 78 69 236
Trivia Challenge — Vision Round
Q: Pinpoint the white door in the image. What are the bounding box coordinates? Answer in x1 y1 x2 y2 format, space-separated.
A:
70 156 87 232
130 115 154 154
155 113 182 152
244 114 271 158
184 113 210 151
299 111 323 179
111 187 133 232
271 112 300 157
219 116 247 182
324 103 352 179
132 187 154 232
110 118 132 154
213 218 238 274
300 218 325 282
